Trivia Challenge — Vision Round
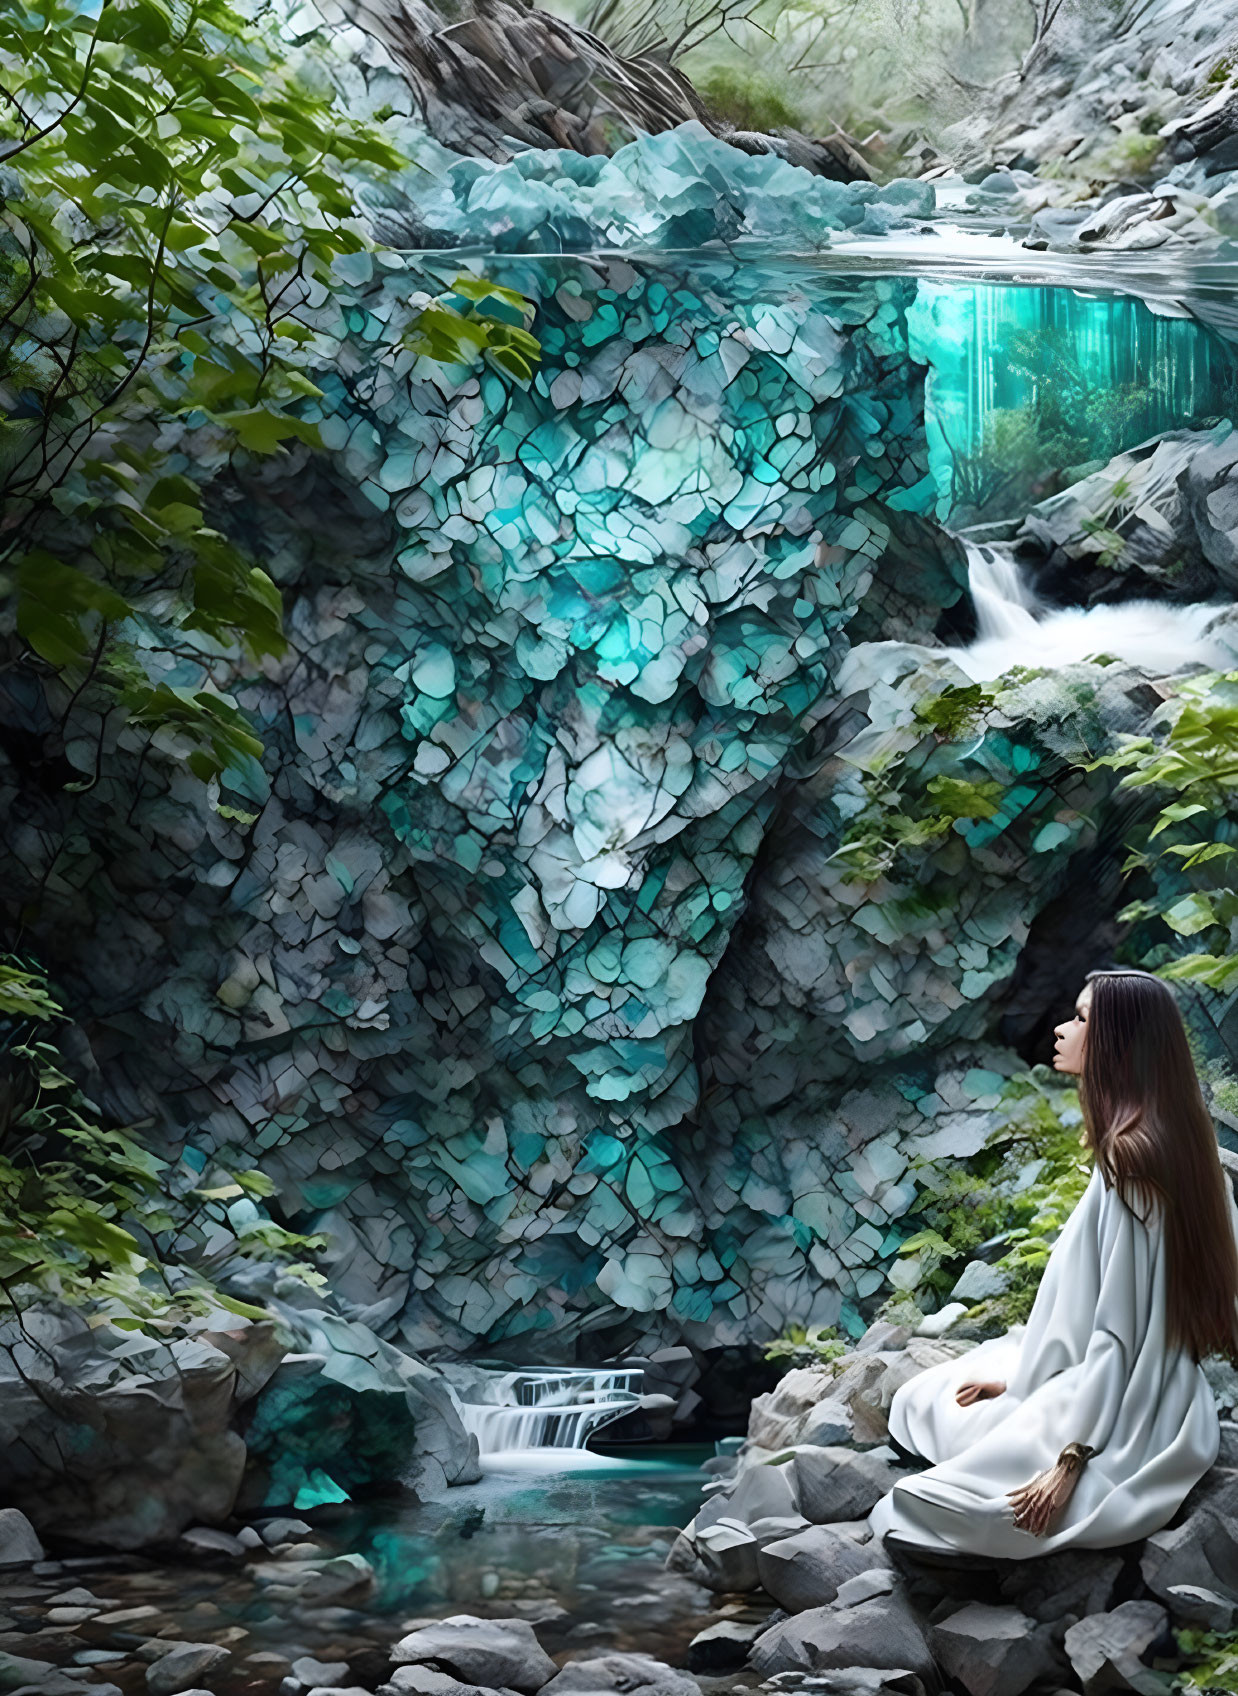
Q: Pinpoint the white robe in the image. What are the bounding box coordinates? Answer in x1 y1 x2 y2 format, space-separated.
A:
866 1161 1232 1558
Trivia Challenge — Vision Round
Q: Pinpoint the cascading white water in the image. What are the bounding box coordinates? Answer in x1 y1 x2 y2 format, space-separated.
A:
942 540 1238 682
457 1368 644 1458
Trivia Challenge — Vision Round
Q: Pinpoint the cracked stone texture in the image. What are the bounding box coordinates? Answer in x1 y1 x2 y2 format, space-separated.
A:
0 129 1218 1365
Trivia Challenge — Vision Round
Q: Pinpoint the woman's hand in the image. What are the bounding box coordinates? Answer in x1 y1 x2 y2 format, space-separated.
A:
955 1379 1006 1406
1008 1442 1095 1536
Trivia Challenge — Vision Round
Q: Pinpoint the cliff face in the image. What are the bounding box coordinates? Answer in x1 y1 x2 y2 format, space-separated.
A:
932 0 1238 200
2 131 1232 1370
318 0 872 180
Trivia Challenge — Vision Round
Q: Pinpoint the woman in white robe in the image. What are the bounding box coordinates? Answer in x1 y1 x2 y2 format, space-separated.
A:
867 968 1238 1559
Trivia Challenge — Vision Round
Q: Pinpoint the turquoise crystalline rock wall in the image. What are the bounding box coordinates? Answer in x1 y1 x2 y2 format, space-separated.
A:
214 244 969 1353
1 126 1144 1359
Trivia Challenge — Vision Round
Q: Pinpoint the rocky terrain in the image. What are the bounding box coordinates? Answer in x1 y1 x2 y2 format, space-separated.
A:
665 1307 1238 1695
2 1298 1234 1696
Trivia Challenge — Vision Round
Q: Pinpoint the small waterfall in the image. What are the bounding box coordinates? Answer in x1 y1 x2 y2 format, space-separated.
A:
943 540 1237 682
457 1368 644 1458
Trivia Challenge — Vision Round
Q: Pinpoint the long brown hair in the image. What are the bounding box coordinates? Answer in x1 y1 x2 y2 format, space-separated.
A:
1077 967 1238 1366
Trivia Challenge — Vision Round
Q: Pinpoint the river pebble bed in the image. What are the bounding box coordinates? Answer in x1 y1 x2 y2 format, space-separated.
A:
0 1449 772 1696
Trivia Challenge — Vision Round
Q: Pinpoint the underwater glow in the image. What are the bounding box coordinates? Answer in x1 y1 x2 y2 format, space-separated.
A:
909 279 1238 519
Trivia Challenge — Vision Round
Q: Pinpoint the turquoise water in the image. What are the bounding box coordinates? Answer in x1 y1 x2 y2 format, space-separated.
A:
909 278 1238 520
24 1451 722 1693
338 1448 714 1660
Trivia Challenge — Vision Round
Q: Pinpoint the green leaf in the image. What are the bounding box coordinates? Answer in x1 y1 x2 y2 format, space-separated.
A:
15 553 133 669
45 1208 145 1270
212 1293 272 1321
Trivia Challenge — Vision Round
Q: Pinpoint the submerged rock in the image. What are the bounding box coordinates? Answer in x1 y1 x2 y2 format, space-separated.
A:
144 1642 233 1696
541 1653 701 1696
0 1650 86 1695
755 1674 927 1696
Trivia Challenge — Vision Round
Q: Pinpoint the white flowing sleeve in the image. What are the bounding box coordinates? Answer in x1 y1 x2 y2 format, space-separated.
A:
1005 1168 1164 1461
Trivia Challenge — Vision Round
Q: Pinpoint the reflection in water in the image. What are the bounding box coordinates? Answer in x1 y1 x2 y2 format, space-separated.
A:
1 1450 720 1696
944 540 1237 681
336 1448 715 1665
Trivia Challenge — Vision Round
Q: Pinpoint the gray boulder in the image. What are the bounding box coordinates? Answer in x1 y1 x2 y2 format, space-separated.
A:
1219 1421 1238 1467
239 1298 481 1505
693 1518 760 1592
748 1369 852 1452
748 1513 812 1548
1017 424 1238 610
751 1675 926 1696
1063 1602 1171 1696
1141 1471 1238 1608
835 1352 909 1445
855 1321 915 1355
290 1659 351 1689
698 1456 801 1530
540 1653 699 1696
757 1526 893 1614
258 1516 314 1545
996 1549 1123 1626
793 1446 906 1523
928 1601 1063 1696
145 1643 233 1696
685 1619 767 1673
379 1669 521 1696
392 1617 557 1694
179 1525 246 1558
799 1401 853 1448
0 1303 283 1550
750 1595 936 1683
1166 1584 1236 1632
0 1509 44 1566
831 1570 897 1609
947 1261 1011 1304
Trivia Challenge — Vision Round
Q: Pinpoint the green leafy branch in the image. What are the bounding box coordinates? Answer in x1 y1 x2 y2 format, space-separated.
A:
1079 670 1238 990
0 0 540 791
878 1068 1092 1328
0 952 324 1332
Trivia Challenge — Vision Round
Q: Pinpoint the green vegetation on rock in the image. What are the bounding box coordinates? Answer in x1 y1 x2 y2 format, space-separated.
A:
0 954 324 1332
763 1322 849 1369
877 1066 1092 1333
0 0 536 787
1085 670 1238 991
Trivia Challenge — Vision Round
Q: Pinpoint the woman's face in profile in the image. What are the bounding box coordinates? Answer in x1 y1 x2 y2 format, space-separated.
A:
1053 981 1092 1075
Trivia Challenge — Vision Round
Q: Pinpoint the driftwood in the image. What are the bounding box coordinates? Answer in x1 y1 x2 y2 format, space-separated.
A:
334 0 872 178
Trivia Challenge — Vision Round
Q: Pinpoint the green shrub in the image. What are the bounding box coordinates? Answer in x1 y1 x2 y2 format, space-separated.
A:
764 1322 849 1369
698 65 804 133
1172 1625 1238 1690
0 952 324 1333
880 1067 1091 1323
